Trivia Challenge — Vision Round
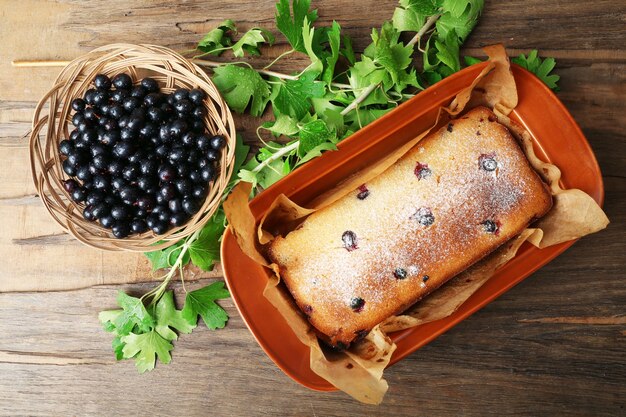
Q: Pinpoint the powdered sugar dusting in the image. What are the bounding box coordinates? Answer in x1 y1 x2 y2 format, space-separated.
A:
270 108 546 340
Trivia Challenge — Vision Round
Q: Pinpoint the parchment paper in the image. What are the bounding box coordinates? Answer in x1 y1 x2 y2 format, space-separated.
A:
223 45 609 404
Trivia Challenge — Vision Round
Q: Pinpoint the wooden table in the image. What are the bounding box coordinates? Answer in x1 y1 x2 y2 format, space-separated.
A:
1 1 624 415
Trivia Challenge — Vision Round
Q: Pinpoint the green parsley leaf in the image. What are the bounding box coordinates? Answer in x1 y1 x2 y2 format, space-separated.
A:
463 55 483 66
353 22 417 92
340 34 356 66
435 29 461 72
121 330 173 373
311 98 346 134
250 155 289 189
437 0 484 42
321 21 342 84
197 19 236 55
512 50 560 91
212 64 271 116
144 240 188 272
261 114 300 137
232 28 275 57
224 134 251 194
441 0 481 18
271 71 326 120
112 291 155 336
275 0 318 53
154 291 196 341
298 119 337 157
188 209 226 271
181 281 230 330
112 336 125 360
98 309 122 333
393 0 439 33
238 168 259 189
297 141 337 166
345 107 393 130
301 17 324 74
421 69 443 85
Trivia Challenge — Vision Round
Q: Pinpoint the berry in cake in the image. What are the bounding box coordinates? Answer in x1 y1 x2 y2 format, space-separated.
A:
393 268 408 279
479 153 498 171
342 230 358 251
356 184 370 200
411 207 435 226
414 162 432 180
482 220 500 234
350 297 365 312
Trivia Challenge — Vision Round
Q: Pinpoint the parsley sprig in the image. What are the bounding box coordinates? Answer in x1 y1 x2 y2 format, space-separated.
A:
511 50 560 91
464 49 561 91
101 1 563 373
101 0 493 371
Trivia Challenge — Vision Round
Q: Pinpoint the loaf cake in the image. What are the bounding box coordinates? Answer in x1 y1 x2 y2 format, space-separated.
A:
266 107 553 347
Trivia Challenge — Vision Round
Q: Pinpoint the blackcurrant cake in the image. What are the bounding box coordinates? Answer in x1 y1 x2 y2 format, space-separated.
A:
266 106 553 347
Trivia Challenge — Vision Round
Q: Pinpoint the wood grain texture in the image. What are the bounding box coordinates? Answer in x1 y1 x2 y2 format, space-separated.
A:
0 0 624 415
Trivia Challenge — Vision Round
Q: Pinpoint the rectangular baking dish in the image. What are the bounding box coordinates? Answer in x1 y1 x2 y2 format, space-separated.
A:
220 62 605 391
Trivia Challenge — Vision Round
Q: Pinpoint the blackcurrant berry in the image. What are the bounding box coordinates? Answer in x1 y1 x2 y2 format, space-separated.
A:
84 88 98 104
174 99 193 114
130 85 148 99
111 205 130 220
151 221 169 235
131 218 149 233
100 214 115 229
188 88 207 105
159 184 177 200
182 198 200 215
59 140 73 156
63 160 77 177
158 165 177 182
112 220 131 238
191 185 207 199
83 205 96 221
210 135 226 150
140 77 159 93
112 73 132 90
94 74 112 90
71 187 86 202
71 98 86 112
123 97 140 112
92 175 110 190
173 88 189 101
168 146 186 162
108 104 124 119
147 106 164 123
76 166 92 182
206 149 220 161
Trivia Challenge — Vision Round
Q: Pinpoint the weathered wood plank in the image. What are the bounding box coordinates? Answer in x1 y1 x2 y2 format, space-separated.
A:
0 0 624 414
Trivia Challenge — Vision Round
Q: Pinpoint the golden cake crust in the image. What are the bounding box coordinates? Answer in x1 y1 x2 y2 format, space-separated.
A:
267 107 553 346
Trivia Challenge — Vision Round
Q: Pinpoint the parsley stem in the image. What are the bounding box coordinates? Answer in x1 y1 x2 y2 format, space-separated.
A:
262 48 295 70
339 13 441 117
145 227 203 305
340 83 379 116
191 46 233 60
191 59 299 81
407 14 441 48
251 141 300 174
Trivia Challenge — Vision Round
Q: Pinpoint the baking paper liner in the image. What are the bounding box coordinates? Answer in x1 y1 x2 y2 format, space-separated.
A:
223 45 609 404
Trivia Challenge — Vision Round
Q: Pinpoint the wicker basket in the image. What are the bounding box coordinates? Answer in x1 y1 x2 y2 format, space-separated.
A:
29 43 237 252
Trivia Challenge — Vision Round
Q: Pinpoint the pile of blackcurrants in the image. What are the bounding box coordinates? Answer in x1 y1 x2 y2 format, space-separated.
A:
58 73 226 238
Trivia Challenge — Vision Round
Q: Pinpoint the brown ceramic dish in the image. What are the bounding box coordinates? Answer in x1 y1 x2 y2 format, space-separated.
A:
220 62 605 391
